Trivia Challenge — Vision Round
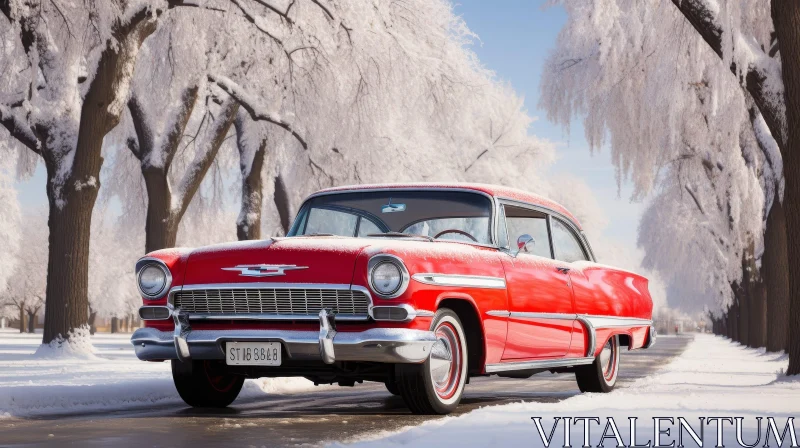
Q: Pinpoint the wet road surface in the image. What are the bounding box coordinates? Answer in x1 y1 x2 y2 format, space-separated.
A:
0 336 690 447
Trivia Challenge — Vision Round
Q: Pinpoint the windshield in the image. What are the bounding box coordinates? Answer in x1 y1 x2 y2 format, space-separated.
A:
288 190 494 244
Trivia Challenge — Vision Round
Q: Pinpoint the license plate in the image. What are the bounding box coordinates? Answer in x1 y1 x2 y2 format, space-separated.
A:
225 342 282 366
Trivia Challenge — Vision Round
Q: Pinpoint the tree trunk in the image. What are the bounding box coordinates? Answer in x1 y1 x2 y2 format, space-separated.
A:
738 283 750 346
274 174 292 236
773 0 800 374
729 296 739 343
19 307 25 333
41 161 97 343
40 13 159 344
740 244 766 348
235 118 267 241
88 309 97 335
139 100 238 253
27 311 36 334
143 167 179 253
111 317 119 334
749 282 767 348
763 199 790 352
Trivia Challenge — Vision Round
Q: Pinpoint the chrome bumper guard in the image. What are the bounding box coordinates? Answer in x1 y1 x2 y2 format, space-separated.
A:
131 309 436 364
644 325 657 349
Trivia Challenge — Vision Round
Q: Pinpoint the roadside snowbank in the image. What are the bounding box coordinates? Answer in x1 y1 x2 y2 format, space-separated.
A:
338 334 795 447
0 329 316 418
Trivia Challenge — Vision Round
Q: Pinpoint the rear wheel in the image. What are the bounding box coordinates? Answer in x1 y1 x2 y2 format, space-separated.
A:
171 360 245 407
384 380 401 396
575 335 619 393
395 308 468 414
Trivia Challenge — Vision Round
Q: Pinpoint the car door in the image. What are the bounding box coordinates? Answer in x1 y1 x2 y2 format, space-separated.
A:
498 204 576 360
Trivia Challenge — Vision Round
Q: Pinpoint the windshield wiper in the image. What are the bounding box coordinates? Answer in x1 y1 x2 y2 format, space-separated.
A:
367 232 434 242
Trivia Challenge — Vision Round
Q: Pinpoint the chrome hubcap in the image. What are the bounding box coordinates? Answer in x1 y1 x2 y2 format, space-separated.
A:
600 338 617 382
430 339 453 384
429 322 461 399
599 341 613 370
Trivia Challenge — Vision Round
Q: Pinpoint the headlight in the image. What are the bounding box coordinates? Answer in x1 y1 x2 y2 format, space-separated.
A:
372 262 402 295
136 259 171 299
368 255 409 299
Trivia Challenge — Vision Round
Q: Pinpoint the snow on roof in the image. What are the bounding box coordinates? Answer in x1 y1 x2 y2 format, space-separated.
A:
314 182 583 230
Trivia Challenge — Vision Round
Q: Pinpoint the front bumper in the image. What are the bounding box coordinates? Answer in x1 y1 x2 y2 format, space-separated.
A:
131 309 436 364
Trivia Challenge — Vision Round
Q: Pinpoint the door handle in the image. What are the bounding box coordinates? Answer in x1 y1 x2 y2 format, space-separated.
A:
556 267 570 274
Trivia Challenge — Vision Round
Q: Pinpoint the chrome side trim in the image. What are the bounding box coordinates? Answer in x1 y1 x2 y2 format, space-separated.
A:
485 356 595 373
575 315 596 358
412 273 506 289
368 254 411 299
510 312 576 320
584 315 653 328
486 310 510 317
135 257 173 300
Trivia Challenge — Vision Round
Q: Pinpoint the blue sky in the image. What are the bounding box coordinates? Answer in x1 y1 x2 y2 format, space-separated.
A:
13 1 645 251
454 0 646 249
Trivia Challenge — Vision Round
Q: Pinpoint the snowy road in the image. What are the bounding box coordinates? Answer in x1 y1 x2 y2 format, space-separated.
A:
0 335 690 447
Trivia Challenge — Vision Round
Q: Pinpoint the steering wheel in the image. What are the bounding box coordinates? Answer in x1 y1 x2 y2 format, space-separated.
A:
433 229 478 242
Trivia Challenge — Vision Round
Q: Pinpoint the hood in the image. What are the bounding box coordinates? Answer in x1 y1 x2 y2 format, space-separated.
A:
182 237 372 285
180 236 504 287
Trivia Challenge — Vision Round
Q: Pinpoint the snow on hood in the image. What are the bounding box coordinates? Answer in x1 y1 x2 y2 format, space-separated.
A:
181 236 503 286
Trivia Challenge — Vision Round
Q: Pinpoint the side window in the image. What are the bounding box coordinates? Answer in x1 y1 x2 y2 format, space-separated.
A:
551 218 589 263
304 208 358 236
497 205 509 248
503 205 552 259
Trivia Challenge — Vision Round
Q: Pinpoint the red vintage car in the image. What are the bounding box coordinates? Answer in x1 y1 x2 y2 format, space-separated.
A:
131 183 655 414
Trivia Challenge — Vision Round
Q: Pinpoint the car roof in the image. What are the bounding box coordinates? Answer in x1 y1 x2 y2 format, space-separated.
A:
313 182 583 230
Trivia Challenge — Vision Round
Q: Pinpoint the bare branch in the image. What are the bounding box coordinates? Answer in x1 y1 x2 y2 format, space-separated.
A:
670 0 787 152
229 0 284 46
251 0 295 25
160 85 200 169
464 149 489 172
175 99 240 220
0 103 41 153
685 183 706 215
310 0 334 21
127 94 155 159
208 74 308 150
48 0 73 38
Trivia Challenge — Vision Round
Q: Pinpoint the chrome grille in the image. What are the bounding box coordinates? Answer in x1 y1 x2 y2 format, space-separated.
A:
173 287 370 319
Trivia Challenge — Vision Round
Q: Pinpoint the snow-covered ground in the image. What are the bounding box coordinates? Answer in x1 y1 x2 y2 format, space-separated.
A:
338 334 797 447
0 329 316 418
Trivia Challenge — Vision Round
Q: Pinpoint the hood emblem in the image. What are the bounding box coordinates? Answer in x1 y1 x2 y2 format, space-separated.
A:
222 264 309 277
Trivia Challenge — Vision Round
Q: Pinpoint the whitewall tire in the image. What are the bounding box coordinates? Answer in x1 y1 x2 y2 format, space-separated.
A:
395 308 468 414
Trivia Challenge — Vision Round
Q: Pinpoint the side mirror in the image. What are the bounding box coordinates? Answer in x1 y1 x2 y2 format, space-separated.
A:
517 234 535 253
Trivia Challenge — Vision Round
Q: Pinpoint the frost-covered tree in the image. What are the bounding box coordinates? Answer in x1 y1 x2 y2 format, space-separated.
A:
0 0 217 343
1 209 47 333
87 205 140 331
0 0 288 344
541 0 800 368
0 156 21 296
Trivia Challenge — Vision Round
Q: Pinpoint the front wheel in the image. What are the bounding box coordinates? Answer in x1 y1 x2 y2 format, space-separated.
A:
575 335 620 393
395 308 468 414
171 360 245 407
